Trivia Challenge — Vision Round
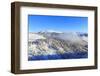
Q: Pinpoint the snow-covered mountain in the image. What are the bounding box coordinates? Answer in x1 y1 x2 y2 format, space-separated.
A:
28 31 88 58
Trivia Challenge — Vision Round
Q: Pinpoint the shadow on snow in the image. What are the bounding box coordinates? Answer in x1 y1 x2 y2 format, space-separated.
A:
28 51 88 61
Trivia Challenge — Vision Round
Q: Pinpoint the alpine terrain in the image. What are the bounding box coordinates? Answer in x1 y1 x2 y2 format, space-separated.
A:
28 31 88 60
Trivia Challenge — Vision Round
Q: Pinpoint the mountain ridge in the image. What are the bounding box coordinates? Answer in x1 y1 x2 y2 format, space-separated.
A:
28 31 88 59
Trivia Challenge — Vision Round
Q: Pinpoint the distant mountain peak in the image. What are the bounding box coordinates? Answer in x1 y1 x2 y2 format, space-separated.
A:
38 30 63 33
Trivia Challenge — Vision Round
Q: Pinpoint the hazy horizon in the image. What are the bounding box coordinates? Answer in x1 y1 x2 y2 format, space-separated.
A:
29 30 88 33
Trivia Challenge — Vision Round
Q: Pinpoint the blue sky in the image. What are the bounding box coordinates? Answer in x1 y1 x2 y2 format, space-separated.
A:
28 15 88 33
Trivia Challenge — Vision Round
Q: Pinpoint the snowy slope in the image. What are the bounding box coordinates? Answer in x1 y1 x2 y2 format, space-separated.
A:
28 32 88 56
29 33 46 41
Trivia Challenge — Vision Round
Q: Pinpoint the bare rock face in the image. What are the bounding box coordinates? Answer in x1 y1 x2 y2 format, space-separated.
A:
28 32 88 56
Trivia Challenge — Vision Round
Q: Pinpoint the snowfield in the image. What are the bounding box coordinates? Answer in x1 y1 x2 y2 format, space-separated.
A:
29 33 46 41
28 31 88 60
